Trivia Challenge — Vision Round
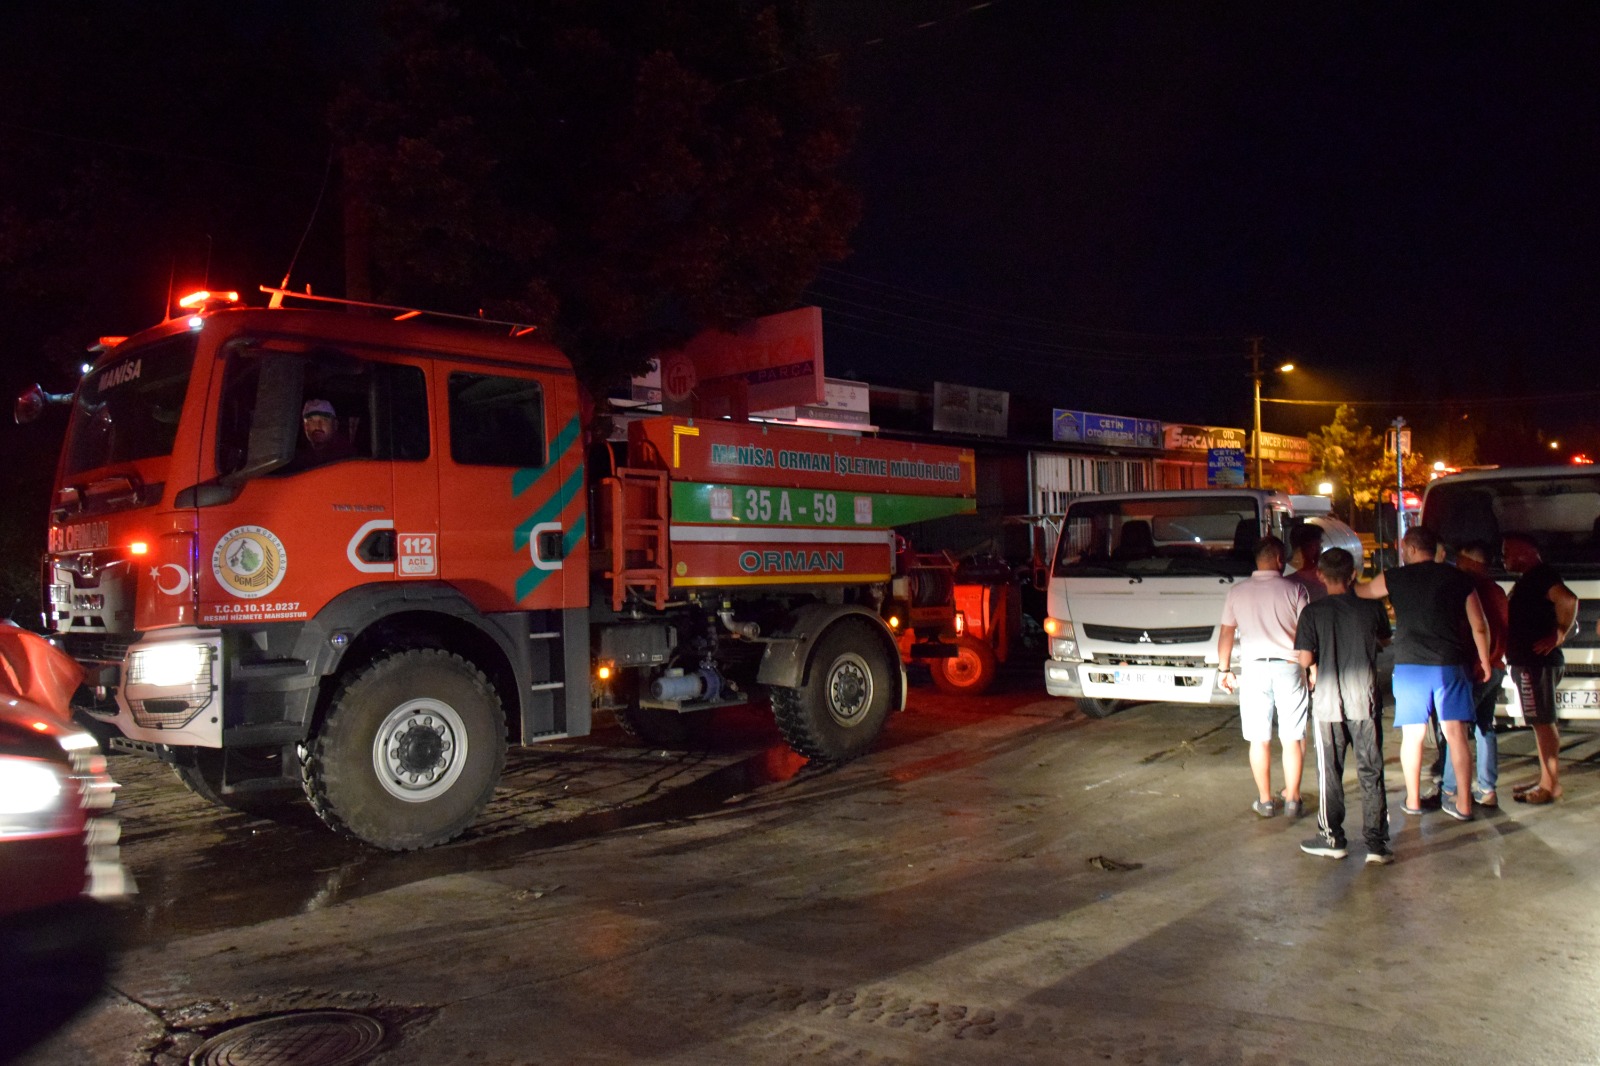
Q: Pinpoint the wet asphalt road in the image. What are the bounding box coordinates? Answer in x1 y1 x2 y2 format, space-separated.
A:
14 662 1600 1066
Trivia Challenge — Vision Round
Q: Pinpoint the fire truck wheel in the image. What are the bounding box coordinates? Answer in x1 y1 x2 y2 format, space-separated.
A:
301 649 506 851
930 635 998 696
1076 697 1124 719
772 620 894 762
172 747 301 815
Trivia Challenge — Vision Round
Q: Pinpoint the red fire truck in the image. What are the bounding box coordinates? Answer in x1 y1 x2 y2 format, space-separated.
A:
18 289 974 850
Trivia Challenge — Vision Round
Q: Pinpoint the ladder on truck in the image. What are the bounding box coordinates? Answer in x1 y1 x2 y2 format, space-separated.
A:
602 468 670 611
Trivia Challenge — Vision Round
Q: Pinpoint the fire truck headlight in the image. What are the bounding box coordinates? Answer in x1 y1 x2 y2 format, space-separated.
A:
130 642 210 688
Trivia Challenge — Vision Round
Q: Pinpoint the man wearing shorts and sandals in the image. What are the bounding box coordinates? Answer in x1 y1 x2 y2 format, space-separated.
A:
1503 534 1578 805
1357 527 1492 821
1218 536 1311 817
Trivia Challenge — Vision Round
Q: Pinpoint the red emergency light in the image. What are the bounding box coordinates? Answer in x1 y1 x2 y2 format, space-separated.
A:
176 290 240 310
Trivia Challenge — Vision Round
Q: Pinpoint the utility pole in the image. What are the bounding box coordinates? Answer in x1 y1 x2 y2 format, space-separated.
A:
1392 416 1408 543
1248 337 1264 489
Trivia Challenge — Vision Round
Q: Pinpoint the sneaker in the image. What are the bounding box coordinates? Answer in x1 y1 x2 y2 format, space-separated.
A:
1300 837 1348 859
1252 800 1277 818
1279 794 1304 818
1365 848 1396 865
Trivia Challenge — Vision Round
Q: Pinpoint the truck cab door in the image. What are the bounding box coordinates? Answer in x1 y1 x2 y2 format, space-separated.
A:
434 367 588 613
197 345 410 627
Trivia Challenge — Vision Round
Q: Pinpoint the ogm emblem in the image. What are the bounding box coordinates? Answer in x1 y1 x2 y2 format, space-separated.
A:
212 525 287 598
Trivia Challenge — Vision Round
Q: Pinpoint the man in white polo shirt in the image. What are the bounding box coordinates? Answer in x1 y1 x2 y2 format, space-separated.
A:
1217 535 1312 817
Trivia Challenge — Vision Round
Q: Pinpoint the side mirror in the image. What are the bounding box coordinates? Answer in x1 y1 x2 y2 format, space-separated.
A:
14 384 71 425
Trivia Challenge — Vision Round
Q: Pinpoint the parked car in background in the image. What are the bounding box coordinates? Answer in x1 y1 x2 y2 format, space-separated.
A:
0 622 130 1058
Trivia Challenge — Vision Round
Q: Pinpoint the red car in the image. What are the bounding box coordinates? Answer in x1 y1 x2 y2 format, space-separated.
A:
0 623 129 1057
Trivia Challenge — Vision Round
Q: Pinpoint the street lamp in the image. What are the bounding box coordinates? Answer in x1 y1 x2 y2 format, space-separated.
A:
1249 339 1295 488
1317 480 1334 496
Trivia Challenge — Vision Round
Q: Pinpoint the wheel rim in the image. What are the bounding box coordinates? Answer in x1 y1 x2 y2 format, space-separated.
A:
825 652 874 728
372 698 469 803
945 648 982 687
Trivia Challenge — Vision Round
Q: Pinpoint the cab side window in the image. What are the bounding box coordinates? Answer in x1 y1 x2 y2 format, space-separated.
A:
215 344 430 478
448 373 545 467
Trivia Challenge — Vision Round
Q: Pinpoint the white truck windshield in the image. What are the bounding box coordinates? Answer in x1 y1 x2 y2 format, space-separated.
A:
1054 494 1261 578
1425 471 1600 579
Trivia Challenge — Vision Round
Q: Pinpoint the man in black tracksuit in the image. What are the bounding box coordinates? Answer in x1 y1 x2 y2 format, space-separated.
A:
1294 548 1395 864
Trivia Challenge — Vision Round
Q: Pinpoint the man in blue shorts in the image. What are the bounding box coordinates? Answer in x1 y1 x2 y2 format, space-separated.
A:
1357 527 1492 821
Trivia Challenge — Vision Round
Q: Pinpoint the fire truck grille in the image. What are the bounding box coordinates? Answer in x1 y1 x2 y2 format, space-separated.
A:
59 633 131 666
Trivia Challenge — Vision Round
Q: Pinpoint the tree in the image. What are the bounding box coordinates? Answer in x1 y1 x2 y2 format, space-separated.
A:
1304 405 1433 522
330 0 861 390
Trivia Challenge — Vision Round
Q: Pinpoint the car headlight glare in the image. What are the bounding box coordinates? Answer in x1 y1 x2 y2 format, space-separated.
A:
0 756 75 837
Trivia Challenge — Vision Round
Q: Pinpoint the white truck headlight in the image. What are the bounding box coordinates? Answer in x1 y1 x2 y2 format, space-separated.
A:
1045 617 1081 663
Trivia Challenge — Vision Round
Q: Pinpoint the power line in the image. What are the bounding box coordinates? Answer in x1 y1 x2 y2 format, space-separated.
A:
808 290 1240 363
727 1 1011 85
1262 392 1600 409
820 314 1219 377
0 118 324 178
816 267 1234 343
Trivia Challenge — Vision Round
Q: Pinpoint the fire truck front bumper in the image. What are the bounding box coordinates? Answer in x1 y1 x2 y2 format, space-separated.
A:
90 628 225 748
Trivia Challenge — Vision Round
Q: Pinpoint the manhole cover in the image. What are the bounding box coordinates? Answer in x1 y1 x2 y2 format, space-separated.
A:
189 1010 387 1066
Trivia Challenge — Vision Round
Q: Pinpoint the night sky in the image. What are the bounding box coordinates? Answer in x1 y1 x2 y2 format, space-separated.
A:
4 2 1599 463
808 1 1600 459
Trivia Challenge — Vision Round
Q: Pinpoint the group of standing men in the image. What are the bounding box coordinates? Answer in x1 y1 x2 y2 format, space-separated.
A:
1217 522 1577 865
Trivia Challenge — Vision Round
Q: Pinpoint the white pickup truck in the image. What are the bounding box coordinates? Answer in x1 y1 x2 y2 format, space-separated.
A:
1042 489 1361 717
1421 465 1600 721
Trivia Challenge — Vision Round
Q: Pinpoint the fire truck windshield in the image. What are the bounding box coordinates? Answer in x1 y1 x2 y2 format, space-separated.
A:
62 333 197 477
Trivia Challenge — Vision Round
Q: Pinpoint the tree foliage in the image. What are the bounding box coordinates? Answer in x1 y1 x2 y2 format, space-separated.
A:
331 0 861 389
1305 405 1433 512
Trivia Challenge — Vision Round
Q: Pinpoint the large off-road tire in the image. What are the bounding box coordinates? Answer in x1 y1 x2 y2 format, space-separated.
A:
930 635 999 696
772 619 895 762
172 747 300 815
1076 696 1124 719
300 649 506 851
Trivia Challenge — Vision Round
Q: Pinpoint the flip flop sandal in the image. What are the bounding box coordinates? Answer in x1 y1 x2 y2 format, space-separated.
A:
1514 786 1560 805
1442 805 1473 822
1400 804 1428 816
1511 781 1542 796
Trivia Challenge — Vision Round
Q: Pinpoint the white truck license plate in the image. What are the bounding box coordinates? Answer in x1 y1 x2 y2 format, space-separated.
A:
1555 689 1600 708
1114 670 1171 686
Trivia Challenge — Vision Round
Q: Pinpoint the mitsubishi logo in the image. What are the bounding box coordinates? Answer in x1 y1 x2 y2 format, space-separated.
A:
1137 630 1153 643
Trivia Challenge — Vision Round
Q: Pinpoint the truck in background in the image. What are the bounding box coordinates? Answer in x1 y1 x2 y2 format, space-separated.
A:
19 288 975 849
1420 465 1600 721
1041 489 1361 717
